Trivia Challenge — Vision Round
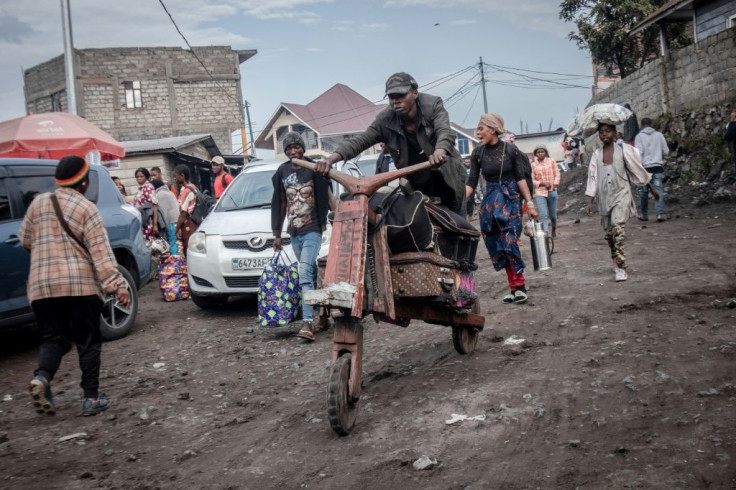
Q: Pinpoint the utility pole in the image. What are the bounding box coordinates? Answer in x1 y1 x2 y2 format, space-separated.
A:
60 0 78 115
478 57 488 113
244 100 257 158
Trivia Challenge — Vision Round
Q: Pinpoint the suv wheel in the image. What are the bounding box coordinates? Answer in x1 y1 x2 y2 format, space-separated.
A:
100 265 138 340
190 292 228 309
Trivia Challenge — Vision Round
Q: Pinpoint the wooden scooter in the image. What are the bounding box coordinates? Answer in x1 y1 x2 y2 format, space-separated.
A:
292 158 485 436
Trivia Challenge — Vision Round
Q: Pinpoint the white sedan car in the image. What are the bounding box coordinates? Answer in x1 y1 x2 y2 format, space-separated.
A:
187 158 361 309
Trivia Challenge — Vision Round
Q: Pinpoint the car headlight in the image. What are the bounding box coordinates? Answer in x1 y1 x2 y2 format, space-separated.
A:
189 232 207 254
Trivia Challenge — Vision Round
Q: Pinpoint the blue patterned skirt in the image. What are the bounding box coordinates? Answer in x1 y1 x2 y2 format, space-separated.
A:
479 180 525 273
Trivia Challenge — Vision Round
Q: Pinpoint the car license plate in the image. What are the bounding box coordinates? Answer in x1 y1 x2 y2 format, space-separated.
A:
232 258 269 270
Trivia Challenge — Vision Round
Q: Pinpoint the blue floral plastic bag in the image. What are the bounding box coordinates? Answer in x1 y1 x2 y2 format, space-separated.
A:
258 251 302 328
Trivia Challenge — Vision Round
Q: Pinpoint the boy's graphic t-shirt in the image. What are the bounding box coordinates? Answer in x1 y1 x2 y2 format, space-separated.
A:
278 166 321 236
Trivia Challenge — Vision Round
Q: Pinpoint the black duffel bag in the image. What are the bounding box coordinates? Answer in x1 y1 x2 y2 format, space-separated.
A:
369 187 434 254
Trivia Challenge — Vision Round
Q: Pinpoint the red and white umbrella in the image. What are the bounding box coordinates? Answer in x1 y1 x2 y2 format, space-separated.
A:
0 112 125 161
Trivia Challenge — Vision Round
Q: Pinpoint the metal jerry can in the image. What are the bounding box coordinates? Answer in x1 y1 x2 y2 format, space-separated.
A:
528 221 552 271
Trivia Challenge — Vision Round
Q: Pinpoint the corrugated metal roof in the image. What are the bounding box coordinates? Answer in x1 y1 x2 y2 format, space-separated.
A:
631 0 694 35
122 134 213 154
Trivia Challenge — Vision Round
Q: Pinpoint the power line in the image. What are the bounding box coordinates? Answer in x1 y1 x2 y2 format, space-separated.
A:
422 65 477 91
446 79 482 109
485 62 594 79
460 83 482 127
157 0 245 120
445 72 480 106
484 63 589 89
287 65 477 129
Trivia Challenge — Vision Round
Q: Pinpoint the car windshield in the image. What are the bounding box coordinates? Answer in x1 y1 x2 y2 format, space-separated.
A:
216 169 273 211
357 158 378 176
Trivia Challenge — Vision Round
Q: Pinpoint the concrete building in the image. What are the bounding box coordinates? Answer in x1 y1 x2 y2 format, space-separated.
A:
514 130 567 162
23 46 256 154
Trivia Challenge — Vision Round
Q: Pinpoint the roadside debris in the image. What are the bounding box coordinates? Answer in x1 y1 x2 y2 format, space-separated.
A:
445 413 486 425
413 455 438 470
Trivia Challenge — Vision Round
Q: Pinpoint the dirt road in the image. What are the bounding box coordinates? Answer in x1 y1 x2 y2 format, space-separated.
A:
1 193 735 489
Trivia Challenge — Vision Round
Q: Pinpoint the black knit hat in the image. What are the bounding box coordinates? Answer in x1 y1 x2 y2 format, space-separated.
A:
55 155 89 187
282 131 305 151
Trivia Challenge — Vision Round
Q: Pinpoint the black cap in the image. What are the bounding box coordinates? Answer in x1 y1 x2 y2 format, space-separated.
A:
385 72 418 96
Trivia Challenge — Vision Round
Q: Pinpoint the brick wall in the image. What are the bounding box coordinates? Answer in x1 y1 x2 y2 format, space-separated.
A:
589 27 736 119
24 46 246 153
24 54 68 114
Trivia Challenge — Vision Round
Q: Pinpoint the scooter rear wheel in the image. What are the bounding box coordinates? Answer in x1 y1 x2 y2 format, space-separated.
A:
327 353 358 436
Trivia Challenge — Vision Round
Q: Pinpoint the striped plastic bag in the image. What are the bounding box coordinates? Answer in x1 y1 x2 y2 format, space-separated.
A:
257 251 301 328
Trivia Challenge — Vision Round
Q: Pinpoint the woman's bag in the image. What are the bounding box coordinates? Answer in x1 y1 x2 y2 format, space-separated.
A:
158 254 190 301
258 251 302 328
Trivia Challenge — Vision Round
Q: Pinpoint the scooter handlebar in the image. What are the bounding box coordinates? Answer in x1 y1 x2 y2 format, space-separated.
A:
290 158 433 197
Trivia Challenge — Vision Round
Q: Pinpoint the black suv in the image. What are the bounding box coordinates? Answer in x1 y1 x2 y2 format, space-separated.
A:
0 158 152 340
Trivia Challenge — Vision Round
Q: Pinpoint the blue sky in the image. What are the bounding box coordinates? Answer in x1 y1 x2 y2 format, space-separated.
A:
0 0 595 156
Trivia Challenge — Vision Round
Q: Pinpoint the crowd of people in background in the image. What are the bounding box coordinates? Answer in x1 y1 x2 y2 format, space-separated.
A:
111 156 232 256
103 93 730 306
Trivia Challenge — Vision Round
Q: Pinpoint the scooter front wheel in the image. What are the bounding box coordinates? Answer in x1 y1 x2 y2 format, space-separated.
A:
327 353 359 436
451 299 481 354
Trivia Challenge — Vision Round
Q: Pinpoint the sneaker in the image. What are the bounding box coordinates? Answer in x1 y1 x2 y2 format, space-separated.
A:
614 268 628 282
81 394 110 416
638 216 648 222
502 293 515 304
656 214 666 222
29 375 55 416
513 290 528 304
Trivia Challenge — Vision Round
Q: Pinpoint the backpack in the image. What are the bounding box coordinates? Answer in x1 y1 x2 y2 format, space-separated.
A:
503 144 534 198
186 184 215 225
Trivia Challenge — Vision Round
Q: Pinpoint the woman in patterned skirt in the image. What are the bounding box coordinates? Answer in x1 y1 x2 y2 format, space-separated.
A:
465 113 538 304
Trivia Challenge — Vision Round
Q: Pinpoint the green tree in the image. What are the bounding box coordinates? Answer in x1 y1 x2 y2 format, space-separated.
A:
560 0 691 78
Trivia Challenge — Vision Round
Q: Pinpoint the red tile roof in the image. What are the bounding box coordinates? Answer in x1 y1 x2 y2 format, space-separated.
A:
255 83 387 150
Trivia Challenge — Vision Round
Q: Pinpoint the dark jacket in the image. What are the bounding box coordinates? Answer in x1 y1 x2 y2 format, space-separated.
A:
623 113 639 142
270 157 331 236
334 92 467 213
139 202 169 240
725 121 736 170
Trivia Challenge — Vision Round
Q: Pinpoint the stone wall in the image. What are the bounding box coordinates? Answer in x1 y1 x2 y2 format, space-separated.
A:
24 46 246 153
589 27 736 120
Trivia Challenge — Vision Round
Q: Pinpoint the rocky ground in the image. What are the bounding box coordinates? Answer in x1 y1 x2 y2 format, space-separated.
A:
1 167 735 489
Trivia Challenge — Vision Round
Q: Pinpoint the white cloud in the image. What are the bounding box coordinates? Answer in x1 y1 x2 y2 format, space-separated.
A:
237 0 333 20
305 47 323 52
382 0 564 35
450 19 478 26
365 22 390 30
